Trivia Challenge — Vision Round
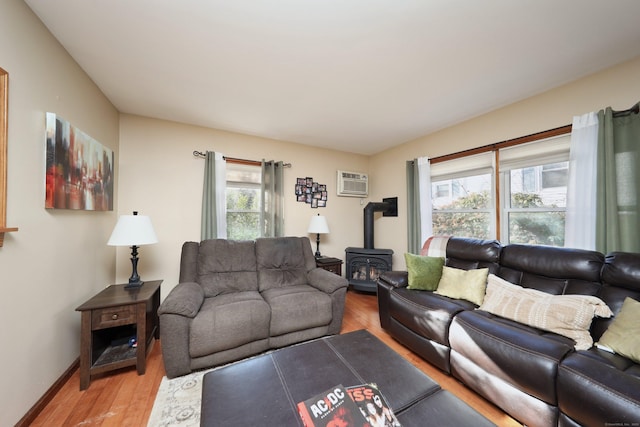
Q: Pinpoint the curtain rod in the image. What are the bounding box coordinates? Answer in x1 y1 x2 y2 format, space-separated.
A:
612 102 639 117
193 151 291 167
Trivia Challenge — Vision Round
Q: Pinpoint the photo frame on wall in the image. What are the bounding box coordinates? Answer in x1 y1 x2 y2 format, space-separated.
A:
45 112 114 211
295 176 327 208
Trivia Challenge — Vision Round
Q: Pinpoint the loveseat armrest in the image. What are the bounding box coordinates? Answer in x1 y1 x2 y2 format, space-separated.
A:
379 271 409 288
307 268 348 294
158 282 204 318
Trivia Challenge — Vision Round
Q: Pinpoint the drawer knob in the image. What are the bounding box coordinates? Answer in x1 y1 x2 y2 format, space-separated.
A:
112 314 118 320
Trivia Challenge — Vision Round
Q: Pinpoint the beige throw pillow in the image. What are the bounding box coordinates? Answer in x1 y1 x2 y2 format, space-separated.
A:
479 274 613 350
597 297 640 363
434 266 489 306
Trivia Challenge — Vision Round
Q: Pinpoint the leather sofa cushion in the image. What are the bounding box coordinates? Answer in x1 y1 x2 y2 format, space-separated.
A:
190 291 270 357
558 350 640 426
389 288 474 346
262 285 333 336
196 239 258 297
450 310 574 404
498 244 604 295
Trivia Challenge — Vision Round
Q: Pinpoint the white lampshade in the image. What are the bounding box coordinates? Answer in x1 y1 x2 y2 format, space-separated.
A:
108 213 158 246
308 215 330 234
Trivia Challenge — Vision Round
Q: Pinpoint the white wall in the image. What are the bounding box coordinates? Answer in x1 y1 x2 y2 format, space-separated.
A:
117 115 370 298
369 56 640 270
0 3 119 426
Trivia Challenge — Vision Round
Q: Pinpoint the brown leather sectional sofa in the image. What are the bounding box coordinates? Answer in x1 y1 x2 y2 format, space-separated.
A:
377 237 640 427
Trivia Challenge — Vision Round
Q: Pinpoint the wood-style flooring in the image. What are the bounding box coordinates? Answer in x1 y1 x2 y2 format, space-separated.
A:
29 290 521 426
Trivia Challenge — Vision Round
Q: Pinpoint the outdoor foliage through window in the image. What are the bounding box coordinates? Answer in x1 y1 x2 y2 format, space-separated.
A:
226 163 261 240
430 134 570 247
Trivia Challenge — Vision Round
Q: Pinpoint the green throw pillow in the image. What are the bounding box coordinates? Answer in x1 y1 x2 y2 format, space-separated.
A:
404 253 445 291
597 297 640 363
434 266 489 306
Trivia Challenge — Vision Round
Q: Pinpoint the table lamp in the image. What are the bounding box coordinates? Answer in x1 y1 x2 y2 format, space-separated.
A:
107 211 158 288
307 214 330 258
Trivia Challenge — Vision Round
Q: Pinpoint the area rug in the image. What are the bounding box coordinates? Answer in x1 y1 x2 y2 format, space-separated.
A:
147 367 214 427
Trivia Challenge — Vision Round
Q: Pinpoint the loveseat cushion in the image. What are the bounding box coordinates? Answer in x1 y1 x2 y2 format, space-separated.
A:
196 239 258 297
189 291 270 358
256 237 314 291
261 285 333 336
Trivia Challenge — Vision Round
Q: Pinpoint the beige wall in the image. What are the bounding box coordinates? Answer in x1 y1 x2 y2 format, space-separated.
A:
0 2 119 425
117 115 370 298
4 0 640 423
369 55 640 270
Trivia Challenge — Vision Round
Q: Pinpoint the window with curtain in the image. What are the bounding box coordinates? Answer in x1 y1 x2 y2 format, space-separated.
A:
499 134 570 245
226 162 262 240
429 131 570 246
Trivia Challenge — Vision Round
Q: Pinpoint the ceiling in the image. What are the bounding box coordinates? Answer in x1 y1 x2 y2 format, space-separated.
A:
24 0 640 155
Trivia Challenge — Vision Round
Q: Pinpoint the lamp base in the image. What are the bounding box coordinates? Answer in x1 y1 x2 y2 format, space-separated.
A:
125 279 144 289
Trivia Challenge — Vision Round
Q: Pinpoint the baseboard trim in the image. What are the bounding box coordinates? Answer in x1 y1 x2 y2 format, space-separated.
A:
15 357 80 427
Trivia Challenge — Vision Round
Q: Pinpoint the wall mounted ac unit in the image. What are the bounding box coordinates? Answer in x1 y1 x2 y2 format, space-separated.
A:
337 170 368 197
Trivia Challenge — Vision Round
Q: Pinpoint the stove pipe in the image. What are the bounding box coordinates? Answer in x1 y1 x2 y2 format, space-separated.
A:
364 202 390 249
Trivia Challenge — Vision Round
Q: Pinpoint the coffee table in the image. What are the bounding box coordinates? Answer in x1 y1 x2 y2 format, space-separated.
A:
201 330 494 426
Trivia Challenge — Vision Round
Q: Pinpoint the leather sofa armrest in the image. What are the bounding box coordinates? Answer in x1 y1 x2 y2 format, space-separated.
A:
379 271 409 288
158 282 204 318
307 268 349 294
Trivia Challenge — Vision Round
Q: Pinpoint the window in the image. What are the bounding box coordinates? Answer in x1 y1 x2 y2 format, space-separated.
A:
226 162 261 240
431 152 495 239
429 130 571 246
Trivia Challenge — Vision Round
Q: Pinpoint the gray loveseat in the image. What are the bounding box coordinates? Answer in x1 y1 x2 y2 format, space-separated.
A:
158 236 348 378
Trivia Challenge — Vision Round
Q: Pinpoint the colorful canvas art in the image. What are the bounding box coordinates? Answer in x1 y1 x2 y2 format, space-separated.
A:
45 113 114 211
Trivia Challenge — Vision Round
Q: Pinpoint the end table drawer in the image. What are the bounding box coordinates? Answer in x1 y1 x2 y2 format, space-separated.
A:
92 305 136 329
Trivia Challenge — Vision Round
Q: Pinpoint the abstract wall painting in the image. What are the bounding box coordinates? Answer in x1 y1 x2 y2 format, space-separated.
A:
45 113 114 211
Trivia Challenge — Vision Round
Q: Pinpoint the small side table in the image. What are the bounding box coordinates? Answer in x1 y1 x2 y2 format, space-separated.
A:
315 257 343 276
76 280 162 390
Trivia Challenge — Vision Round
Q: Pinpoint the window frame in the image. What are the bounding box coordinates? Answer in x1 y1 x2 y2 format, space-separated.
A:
429 125 572 243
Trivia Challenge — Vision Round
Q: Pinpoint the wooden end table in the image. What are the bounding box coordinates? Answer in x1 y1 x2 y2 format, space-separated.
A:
316 256 343 276
76 280 162 390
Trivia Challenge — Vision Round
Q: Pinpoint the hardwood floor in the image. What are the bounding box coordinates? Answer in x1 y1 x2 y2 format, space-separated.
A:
30 290 520 426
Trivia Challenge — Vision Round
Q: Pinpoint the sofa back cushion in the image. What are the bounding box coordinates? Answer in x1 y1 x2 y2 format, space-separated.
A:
195 239 258 297
592 252 640 340
256 236 315 291
498 244 604 296
445 237 501 274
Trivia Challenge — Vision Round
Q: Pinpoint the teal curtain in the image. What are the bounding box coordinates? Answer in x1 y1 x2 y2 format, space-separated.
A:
201 151 226 240
406 160 421 254
596 103 640 253
261 160 284 237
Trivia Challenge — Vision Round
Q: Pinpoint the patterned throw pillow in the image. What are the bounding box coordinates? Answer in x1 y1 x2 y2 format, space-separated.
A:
479 274 613 350
434 266 489 306
597 297 640 363
404 253 445 291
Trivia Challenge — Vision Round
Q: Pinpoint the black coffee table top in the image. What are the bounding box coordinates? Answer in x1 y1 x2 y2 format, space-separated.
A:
201 330 494 426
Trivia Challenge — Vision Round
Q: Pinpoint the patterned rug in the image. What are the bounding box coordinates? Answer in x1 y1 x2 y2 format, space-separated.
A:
147 367 214 427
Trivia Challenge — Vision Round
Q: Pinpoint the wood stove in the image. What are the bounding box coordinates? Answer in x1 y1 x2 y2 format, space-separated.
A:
345 198 396 292
345 247 393 292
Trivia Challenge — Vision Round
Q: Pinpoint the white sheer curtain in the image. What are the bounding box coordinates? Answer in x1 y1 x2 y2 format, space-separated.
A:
417 157 432 244
201 151 227 240
565 112 598 249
